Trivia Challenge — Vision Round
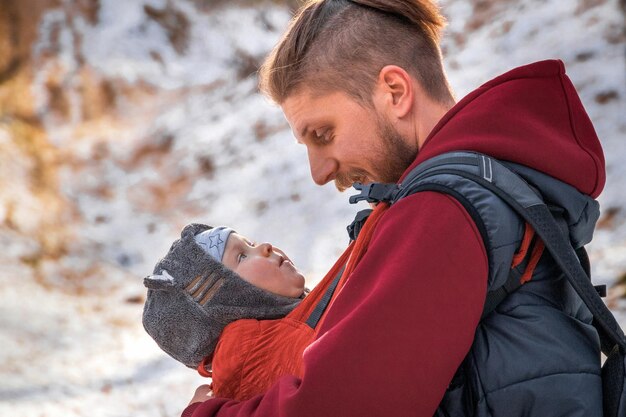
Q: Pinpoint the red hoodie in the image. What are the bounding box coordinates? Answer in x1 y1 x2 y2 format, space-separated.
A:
183 60 605 417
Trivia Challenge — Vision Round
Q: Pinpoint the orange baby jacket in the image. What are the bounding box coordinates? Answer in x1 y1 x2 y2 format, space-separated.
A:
208 243 353 400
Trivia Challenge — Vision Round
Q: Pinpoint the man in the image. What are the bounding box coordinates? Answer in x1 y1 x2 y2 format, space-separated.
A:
183 1 604 415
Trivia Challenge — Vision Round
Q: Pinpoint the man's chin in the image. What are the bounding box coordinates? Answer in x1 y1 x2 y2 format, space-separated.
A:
334 180 350 192
334 174 369 192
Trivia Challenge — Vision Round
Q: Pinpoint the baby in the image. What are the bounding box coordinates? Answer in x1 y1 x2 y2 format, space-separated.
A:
142 223 311 399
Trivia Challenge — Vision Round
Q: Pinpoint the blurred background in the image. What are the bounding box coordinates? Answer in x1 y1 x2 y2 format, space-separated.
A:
0 0 625 416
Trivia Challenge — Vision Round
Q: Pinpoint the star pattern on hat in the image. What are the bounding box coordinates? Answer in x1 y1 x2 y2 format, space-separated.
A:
209 234 224 249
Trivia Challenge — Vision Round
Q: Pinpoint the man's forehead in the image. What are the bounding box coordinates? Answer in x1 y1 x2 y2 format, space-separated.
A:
281 90 347 138
282 89 318 119
281 92 314 139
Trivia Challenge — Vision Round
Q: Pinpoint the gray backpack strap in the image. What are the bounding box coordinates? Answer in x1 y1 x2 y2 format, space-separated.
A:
305 266 345 329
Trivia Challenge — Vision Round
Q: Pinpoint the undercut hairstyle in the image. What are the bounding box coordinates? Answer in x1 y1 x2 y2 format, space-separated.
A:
259 0 454 107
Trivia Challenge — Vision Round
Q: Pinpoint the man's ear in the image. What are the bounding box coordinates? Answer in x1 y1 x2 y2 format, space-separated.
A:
374 65 414 119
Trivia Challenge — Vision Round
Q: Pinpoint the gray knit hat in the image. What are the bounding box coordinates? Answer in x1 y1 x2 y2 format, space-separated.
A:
142 223 302 369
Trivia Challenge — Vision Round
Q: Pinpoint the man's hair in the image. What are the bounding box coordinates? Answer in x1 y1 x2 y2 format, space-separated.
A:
259 0 453 106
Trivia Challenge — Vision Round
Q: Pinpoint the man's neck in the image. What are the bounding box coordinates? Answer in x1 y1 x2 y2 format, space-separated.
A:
413 96 454 150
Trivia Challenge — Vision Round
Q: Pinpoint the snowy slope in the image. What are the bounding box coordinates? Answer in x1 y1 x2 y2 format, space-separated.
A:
0 1 625 416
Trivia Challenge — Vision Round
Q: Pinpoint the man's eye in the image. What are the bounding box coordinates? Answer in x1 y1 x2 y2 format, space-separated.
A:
314 129 332 144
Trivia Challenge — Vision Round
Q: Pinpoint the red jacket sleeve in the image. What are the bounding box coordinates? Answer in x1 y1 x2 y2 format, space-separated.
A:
185 192 488 417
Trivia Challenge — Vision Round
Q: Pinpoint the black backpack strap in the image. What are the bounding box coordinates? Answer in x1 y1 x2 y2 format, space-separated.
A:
524 204 626 352
575 247 607 297
306 266 345 329
603 344 626 417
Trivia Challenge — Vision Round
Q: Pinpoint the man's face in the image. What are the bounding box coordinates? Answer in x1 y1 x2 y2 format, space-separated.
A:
281 89 418 191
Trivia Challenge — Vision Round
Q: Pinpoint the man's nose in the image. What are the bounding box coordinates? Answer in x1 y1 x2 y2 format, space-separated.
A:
308 151 337 185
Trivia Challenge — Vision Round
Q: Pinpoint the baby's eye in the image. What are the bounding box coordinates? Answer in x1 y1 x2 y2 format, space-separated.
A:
237 253 247 263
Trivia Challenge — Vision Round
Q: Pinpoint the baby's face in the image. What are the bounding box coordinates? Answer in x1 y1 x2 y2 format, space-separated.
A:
221 233 305 298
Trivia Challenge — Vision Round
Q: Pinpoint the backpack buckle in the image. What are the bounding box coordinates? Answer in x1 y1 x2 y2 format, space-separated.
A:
349 182 399 204
347 209 373 241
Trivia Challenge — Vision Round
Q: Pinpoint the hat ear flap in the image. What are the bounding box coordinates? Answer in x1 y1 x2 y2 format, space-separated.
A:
144 270 177 291
181 223 211 238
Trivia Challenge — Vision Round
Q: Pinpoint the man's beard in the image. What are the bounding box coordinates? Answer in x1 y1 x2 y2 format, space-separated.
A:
334 115 418 192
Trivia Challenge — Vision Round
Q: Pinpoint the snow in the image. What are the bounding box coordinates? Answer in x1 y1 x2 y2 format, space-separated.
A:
2 0 625 416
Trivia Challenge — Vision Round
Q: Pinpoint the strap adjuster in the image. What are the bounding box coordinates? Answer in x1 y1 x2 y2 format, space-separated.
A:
347 209 373 241
349 182 399 204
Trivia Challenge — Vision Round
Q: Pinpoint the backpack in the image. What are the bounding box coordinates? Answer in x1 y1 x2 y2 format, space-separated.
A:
348 151 626 417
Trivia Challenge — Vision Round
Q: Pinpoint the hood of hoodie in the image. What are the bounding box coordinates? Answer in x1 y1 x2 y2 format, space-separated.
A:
405 60 605 198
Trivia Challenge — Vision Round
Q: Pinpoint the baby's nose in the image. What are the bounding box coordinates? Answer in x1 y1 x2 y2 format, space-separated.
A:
258 242 273 257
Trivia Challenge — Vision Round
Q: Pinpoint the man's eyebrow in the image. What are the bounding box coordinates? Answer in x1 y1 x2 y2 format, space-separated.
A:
296 125 309 142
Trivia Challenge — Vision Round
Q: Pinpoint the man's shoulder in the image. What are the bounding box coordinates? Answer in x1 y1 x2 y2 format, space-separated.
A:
375 190 486 250
385 190 476 222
